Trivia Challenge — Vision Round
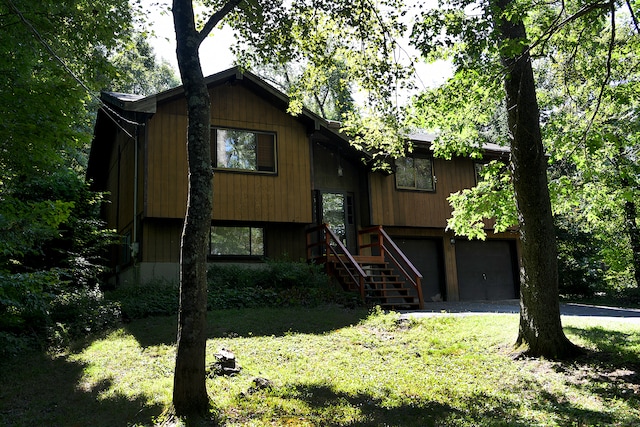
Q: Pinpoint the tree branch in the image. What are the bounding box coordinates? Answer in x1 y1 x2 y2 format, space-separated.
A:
581 0 615 144
198 0 243 44
625 0 640 33
529 0 612 52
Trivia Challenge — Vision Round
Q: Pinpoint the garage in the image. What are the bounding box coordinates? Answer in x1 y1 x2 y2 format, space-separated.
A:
392 237 446 302
455 240 519 301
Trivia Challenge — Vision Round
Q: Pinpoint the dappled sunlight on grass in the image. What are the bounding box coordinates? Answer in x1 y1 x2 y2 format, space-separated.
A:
69 329 175 408
2 307 640 426
0 343 165 426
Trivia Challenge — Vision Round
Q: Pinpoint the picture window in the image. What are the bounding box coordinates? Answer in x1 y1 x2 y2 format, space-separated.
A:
212 128 276 173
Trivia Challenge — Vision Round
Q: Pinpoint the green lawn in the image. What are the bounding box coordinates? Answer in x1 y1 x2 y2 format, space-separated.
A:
1 306 639 426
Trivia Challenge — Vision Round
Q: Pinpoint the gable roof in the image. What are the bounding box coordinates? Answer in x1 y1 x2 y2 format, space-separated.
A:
87 67 360 190
100 67 343 133
408 132 510 159
88 67 511 190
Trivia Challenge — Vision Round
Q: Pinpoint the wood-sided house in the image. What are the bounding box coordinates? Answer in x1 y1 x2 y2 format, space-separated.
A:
88 67 520 307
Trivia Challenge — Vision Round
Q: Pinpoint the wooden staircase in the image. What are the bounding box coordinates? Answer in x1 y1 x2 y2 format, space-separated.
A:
307 225 424 309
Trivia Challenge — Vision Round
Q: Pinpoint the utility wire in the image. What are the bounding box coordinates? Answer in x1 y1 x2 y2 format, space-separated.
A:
6 0 144 138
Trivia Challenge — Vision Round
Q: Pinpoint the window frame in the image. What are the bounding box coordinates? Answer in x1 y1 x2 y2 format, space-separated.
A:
212 127 277 174
474 161 487 185
394 154 436 192
209 225 266 258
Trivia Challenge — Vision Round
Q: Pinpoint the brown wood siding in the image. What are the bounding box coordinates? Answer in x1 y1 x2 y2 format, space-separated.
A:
142 219 183 263
369 157 477 228
146 98 189 219
102 127 139 234
265 223 307 260
145 83 312 223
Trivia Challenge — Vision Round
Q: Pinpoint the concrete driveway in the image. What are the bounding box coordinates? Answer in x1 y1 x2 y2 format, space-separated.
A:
401 300 640 323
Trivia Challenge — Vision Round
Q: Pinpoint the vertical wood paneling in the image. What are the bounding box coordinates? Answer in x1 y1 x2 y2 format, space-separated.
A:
369 157 478 228
144 80 315 223
141 220 183 263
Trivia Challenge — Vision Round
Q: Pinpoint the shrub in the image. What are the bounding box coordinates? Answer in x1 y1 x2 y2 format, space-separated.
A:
207 260 352 309
0 270 122 355
105 280 179 321
108 261 357 321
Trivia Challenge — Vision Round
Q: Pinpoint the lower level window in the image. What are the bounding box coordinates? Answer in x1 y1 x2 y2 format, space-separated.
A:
210 226 264 256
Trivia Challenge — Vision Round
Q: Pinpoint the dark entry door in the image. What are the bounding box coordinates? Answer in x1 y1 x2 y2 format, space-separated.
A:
320 192 356 253
455 240 518 300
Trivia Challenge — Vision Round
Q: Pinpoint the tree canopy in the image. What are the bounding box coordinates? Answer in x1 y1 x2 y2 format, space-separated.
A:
408 0 639 291
0 0 182 353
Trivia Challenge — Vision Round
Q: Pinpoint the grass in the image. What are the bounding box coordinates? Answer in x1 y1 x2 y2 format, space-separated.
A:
1 306 640 426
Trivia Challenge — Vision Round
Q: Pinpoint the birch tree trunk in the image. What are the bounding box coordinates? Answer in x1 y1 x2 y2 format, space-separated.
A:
172 0 213 416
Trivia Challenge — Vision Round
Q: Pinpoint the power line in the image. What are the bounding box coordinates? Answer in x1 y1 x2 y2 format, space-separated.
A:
6 0 144 137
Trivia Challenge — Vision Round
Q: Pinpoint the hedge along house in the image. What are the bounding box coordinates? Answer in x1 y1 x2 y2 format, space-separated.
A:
88 67 520 307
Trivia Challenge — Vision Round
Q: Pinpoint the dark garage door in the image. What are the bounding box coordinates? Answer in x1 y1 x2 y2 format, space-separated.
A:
393 238 446 301
456 240 518 301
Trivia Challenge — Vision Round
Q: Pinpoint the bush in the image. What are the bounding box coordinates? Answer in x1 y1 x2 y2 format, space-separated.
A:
207 260 353 309
106 280 179 321
0 270 122 355
109 261 357 321
0 169 118 355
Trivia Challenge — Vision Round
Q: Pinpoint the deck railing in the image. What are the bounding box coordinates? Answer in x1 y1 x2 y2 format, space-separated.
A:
306 223 367 301
358 226 424 309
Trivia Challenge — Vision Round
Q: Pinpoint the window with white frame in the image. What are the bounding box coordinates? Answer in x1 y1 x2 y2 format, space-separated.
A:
212 128 276 173
395 156 435 191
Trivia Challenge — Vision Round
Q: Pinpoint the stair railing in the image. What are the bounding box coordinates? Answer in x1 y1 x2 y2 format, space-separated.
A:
306 223 368 301
358 225 424 309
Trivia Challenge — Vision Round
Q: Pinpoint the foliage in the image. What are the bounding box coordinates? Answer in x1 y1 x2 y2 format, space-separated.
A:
3 309 640 425
539 13 640 289
409 0 640 294
107 280 180 321
0 0 185 356
0 170 118 354
228 0 414 161
108 33 181 95
446 161 517 240
250 59 356 122
0 0 135 178
109 261 356 321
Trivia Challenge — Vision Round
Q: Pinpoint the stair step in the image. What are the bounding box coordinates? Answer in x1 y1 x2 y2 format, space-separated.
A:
325 256 422 309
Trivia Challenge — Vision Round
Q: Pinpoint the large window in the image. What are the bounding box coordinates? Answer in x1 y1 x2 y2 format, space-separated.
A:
395 156 435 191
213 128 276 173
210 226 265 256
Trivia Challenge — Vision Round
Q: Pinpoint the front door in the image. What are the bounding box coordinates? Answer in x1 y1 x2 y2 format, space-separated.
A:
320 191 356 253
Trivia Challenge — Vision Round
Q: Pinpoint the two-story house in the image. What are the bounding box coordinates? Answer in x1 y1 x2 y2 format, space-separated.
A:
88 67 520 307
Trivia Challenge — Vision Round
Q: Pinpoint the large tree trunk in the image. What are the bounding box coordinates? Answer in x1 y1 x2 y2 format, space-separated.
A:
491 0 580 358
172 0 213 417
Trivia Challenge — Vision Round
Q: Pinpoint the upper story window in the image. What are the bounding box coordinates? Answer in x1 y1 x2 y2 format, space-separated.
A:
395 156 435 191
474 162 487 184
213 128 276 173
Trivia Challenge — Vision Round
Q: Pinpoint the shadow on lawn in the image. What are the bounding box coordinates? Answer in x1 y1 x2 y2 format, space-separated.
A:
258 382 604 426
561 326 640 400
565 325 640 366
125 306 370 348
260 380 628 426
0 350 163 427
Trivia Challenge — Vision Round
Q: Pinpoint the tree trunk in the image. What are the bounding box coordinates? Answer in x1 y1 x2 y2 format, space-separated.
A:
491 0 580 358
621 178 640 287
172 0 213 417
